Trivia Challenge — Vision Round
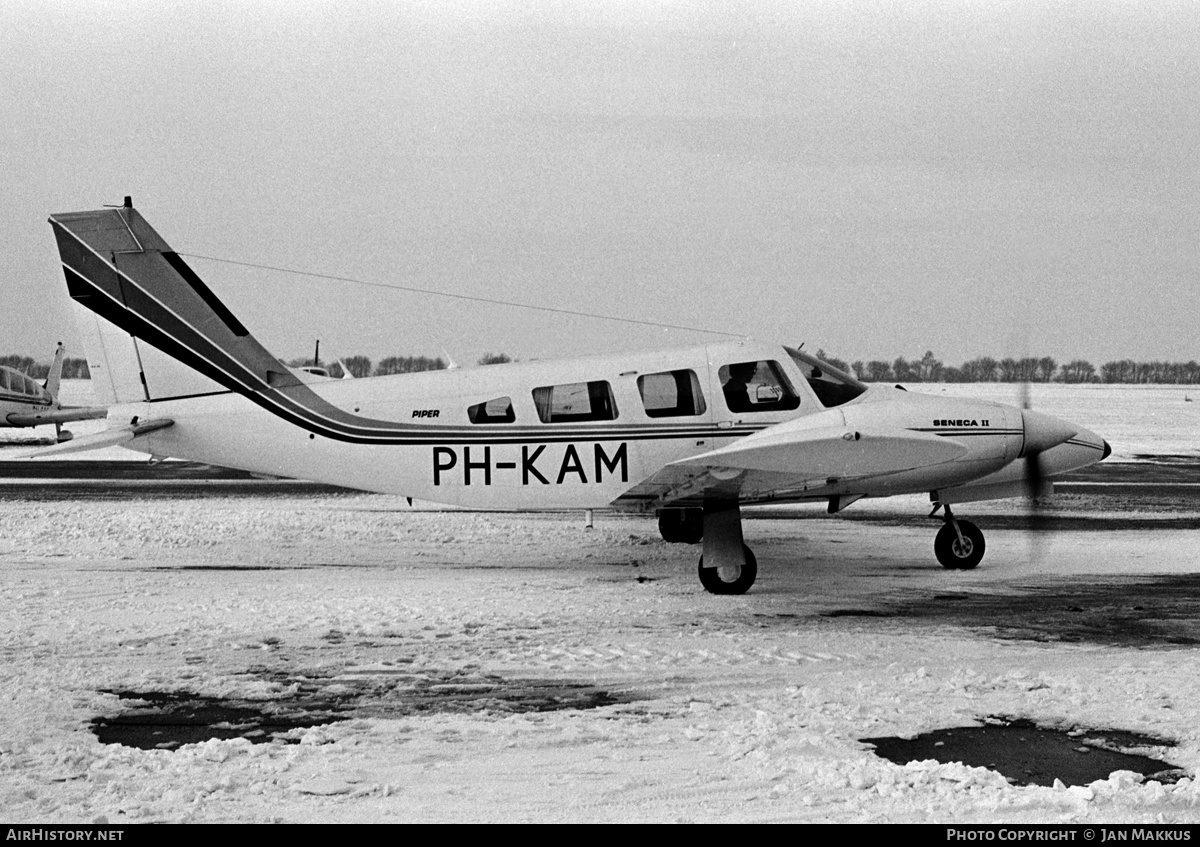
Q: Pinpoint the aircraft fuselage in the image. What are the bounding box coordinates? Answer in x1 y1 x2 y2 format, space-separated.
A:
113 339 1104 511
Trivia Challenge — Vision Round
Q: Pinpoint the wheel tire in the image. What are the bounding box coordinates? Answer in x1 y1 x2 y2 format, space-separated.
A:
935 520 985 570
698 545 758 594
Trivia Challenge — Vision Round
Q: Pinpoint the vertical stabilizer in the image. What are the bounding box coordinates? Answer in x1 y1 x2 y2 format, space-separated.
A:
52 202 261 403
50 200 425 443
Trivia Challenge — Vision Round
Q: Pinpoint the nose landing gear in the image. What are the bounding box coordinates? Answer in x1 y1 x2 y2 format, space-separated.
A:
933 504 985 570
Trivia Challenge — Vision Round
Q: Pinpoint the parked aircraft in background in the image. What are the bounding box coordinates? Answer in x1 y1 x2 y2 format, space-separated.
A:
293 340 354 380
1 343 105 442
37 198 1110 593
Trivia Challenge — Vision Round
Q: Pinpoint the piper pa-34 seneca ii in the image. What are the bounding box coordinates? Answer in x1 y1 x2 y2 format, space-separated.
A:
39 198 1110 594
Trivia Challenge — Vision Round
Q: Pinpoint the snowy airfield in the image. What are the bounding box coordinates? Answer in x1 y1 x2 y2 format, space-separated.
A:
2 382 1200 823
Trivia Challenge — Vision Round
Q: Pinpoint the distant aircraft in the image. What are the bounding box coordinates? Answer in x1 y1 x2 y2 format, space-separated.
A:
296 340 330 379
38 198 1110 593
294 341 354 381
1 343 105 442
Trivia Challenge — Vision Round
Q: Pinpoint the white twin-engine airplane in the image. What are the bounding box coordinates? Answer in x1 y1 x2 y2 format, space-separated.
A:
42 198 1110 594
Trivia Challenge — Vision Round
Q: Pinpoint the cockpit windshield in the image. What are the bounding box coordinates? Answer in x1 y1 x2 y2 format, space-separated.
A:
785 347 867 408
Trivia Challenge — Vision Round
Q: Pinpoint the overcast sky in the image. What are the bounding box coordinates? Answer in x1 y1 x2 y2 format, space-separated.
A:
2 1 1198 367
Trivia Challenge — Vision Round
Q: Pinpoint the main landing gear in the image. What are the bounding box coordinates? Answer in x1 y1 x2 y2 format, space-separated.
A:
698 545 758 595
657 501 989 593
933 504 985 570
658 502 757 595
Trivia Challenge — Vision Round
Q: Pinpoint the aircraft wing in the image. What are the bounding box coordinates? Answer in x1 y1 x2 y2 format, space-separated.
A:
6 406 108 427
18 418 174 458
612 420 968 510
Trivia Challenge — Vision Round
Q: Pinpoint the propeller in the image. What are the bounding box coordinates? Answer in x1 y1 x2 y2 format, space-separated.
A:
1021 380 1045 499
1017 381 1078 557
1019 380 1048 559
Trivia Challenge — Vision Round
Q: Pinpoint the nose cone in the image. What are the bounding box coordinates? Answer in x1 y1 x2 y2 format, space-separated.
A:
1020 409 1079 457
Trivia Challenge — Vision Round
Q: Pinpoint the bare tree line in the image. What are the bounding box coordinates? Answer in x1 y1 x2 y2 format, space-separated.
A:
0 355 91 380
816 350 1200 385
2 351 514 382
283 352 512 378
6 349 1197 385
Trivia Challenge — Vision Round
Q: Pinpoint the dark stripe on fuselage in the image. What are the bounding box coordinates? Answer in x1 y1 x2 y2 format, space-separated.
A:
911 428 1022 437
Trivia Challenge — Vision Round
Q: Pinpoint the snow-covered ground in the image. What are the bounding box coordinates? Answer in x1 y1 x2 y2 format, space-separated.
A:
2 382 1199 823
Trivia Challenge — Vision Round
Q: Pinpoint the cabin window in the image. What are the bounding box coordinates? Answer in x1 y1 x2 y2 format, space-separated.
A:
638 370 706 418
0 371 9 392
785 347 867 408
718 360 800 413
468 396 516 424
532 381 618 423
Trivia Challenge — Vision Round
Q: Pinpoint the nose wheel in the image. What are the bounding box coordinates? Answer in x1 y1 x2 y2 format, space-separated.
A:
934 506 985 570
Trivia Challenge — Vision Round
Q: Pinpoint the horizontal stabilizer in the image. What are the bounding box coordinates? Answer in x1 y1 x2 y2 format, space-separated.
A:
20 418 174 458
6 406 108 428
674 423 968 479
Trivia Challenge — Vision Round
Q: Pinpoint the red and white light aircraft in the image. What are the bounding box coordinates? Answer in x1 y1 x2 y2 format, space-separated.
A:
39 198 1109 593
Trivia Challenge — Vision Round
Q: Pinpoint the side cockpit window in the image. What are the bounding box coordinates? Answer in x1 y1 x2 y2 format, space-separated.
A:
468 396 515 424
785 347 867 408
718 360 800 413
532 381 618 423
638 369 706 418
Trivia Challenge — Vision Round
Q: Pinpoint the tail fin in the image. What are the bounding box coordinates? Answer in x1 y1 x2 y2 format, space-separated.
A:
49 199 412 443
50 199 300 403
43 342 64 402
